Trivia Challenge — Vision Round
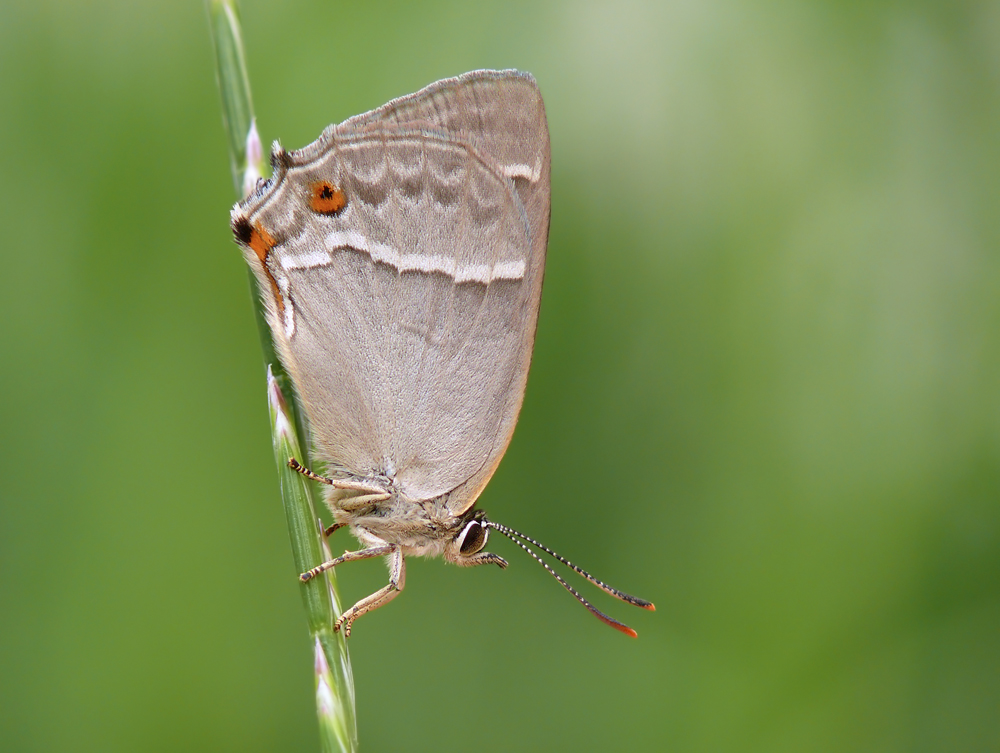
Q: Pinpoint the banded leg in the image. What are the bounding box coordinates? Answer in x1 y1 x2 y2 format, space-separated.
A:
335 547 406 637
299 544 395 583
287 457 391 508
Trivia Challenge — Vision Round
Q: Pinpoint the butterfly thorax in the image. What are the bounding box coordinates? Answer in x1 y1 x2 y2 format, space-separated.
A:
324 480 479 560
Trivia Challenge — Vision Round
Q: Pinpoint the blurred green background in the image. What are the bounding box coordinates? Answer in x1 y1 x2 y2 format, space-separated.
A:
2 0 998 751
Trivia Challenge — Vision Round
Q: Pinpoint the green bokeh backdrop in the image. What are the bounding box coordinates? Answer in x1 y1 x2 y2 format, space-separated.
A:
2 1 998 751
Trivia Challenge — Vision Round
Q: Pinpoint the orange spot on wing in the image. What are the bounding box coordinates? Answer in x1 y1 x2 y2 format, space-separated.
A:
309 181 347 215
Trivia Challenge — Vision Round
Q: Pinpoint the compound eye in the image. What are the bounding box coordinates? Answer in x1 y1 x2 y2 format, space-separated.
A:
457 520 488 555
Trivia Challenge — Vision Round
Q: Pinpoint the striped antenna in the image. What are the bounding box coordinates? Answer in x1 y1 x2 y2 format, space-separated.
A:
487 521 654 638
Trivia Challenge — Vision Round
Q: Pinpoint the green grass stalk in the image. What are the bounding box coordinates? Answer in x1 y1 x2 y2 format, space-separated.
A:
207 3 358 751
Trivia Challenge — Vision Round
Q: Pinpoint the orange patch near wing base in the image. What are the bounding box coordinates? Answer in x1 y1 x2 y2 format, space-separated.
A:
243 221 285 318
247 222 278 263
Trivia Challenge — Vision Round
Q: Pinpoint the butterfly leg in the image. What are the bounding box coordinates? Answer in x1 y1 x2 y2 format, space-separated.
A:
288 457 390 537
287 457 390 507
335 547 405 637
299 544 395 582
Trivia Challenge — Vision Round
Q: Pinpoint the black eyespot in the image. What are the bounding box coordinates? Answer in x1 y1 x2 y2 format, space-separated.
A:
458 521 487 555
308 181 347 215
231 214 253 244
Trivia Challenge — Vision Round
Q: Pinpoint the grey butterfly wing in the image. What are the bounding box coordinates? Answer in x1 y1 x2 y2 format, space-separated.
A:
343 69 550 256
235 70 550 514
